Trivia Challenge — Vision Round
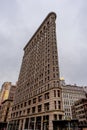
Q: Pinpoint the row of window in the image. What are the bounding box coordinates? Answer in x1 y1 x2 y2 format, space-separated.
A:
25 23 55 56
76 110 85 115
64 108 70 112
14 89 61 110
12 92 49 111
64 100 74 106
17 68 59 92
12 100 61 119
12 102 49 118
54 101 61 110
54 90 60 97
15 81 60 104
65 112 71 116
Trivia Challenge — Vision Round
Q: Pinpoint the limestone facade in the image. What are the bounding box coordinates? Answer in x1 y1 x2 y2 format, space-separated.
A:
0 83 16 122
10 12 64 130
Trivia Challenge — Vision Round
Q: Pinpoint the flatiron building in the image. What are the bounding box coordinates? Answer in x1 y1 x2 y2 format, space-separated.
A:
10 12 64 130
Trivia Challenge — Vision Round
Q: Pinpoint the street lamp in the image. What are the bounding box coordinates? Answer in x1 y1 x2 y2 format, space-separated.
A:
44 109 48 130
68 121 70 130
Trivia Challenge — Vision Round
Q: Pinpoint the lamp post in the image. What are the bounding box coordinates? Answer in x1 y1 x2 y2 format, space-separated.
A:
34 120 36 130
68 121 70 130
7 122 9 130
44 109 47 130
44 120 47 130
31 119 36 130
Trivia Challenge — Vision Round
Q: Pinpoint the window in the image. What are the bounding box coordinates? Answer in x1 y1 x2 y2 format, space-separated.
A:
54 90 56 97
16 112 18 117
58 101 61 109
12 107 14 111
18 105 20 109
32 107 36 113
24 102 27 107
38 105 42 112
59 115 62 120
54 101 56 109
53 73 55 78
25 118 29 129
21 104 23 108
33 98 36 104
48 76 50 80
28 100 31 105
19 111 22 116
23 110 25 114
38 95 42 102
15 106 16 110
57 90 60 97
44 92 49 100
44 102 49 111
54 114 57 120
27 108 30 114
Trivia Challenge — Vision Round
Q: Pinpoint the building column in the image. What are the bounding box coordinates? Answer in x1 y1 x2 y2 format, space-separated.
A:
49 114 53 130
18 119 22 130
41 116 43 130
12 120 15 130
22 118 25 130
18 120 21 130
34 117 36 130
28 118 30 130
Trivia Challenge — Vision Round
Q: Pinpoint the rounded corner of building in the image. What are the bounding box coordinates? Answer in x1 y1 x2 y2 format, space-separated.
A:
48 12 57 19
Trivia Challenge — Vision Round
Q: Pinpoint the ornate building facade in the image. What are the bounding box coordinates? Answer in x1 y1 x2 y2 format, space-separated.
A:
0 82 11 105
0 82 16 123
9 12 64 130
60 79 86 120
72 98 87 127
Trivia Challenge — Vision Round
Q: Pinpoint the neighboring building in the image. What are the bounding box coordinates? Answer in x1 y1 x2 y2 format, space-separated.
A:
83 86 87 93
60 77 65 86
61 79 86 119
0 83 16 122
72 98 87 127
9 12 64 130
0 99 13 122
0 90 1 100
83 86 87 98
0 82 11 105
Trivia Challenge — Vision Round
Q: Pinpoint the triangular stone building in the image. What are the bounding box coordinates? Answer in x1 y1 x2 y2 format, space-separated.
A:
9 12 64 130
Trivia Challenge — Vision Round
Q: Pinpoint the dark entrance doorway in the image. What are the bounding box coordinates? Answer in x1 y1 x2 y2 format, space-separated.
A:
0 122 7 130
53 119 78 130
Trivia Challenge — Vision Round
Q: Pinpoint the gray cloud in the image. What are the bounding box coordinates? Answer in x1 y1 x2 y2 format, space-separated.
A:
0 0 87 87
58 0 87 85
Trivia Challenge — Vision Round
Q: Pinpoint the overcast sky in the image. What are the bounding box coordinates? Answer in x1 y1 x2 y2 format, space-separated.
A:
0 0 87 88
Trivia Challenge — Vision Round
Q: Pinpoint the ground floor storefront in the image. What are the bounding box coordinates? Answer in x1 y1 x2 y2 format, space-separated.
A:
8 115 50 130
0 122 7 130
53 120 79 130
8 111 64 130
7 119 87 130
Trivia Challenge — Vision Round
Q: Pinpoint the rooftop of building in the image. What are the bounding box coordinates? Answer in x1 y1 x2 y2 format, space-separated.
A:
24 12 56 51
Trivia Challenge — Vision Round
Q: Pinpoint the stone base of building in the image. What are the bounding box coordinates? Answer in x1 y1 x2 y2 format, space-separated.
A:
8 113 63 130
